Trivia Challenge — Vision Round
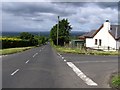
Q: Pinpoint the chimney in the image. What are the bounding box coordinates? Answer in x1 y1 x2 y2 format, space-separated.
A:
104 20 110 31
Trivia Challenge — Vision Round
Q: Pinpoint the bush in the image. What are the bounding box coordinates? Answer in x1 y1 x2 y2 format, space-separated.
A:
1 39 31 49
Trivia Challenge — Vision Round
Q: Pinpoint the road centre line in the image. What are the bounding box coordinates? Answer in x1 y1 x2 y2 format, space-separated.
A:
25 60 29 64
64 59 66 62
33 53 38 57
62 57 64 59
11 69 20 76
67 62 98 86
57 53 61 56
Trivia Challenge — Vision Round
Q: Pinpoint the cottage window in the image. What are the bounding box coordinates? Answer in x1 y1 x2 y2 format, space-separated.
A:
95 39 97 45
99 39 102 46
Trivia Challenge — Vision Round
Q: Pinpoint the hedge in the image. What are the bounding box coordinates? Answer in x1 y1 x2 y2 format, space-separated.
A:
1 39 31 49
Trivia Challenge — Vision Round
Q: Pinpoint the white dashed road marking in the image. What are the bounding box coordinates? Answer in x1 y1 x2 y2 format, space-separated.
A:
11 69 20 76
25 60 29 64
62 57 64 59
67 62 98 86
64 59 66 62
57 53 61 56
33 53 38 57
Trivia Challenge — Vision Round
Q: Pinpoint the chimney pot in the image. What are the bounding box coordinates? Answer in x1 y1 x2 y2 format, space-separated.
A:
106 20 109 22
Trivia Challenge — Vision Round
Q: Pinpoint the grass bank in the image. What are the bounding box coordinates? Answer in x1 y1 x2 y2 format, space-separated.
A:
110 73 120 89
0 46 34 55
53 45 118 55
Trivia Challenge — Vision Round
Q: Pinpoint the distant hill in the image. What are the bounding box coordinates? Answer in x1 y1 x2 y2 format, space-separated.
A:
70 31 85 36
2 31 50 37
2 31 85 37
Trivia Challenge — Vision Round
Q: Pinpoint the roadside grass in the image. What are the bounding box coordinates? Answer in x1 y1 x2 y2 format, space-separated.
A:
53 45 118 55
110 74 120 89
0 47 34 55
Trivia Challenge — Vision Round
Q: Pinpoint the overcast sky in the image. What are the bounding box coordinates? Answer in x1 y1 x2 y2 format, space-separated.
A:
1 0 119 32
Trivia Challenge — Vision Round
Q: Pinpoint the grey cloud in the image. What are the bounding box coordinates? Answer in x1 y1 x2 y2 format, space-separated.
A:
96 2 118 9
51 0 119 2
2 2 76 18
2 1 118 32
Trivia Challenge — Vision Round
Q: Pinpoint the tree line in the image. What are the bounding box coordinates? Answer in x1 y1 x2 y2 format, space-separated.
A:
1 32 48 49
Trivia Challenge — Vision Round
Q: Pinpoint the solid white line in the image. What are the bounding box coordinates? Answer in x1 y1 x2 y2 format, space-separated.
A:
11 69 19 76
25 60 29 64
67 62 98 86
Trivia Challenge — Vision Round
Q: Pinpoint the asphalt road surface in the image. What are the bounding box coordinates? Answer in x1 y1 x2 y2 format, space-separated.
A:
2 44 118 88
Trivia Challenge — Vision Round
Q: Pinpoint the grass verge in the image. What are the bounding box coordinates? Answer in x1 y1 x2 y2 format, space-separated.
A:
109 73 120 89
53 45 118 55
0 47 34 55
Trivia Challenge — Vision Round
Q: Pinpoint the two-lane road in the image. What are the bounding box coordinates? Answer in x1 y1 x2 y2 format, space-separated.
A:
2 44 118 88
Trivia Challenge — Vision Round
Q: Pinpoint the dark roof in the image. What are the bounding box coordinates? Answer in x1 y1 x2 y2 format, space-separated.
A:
109 25 120 39
79 24 103 38
81 30 96 38
79 24 120 40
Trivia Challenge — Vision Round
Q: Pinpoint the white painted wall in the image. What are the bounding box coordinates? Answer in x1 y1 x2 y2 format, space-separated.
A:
117 40 120 49
86 21 118 51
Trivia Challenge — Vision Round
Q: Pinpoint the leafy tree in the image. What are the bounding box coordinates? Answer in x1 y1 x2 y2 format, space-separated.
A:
20 32 34 40
50 18 72 46
20 32 38 46
34 35 48 45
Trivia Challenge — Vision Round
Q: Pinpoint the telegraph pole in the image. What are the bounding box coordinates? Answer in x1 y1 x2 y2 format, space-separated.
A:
57 16 59 46
115 27 118 50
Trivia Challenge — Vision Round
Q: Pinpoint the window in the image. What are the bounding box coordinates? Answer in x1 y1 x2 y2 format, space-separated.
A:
99 39 102 46
95 39 97 45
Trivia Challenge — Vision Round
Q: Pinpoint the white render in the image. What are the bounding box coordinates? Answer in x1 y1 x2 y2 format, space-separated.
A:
86 21 120 51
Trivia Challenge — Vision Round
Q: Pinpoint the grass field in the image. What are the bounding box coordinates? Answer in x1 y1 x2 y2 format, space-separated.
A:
0 47 34 55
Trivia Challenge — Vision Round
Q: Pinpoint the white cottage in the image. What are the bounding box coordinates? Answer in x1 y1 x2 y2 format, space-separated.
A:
79 20 120 51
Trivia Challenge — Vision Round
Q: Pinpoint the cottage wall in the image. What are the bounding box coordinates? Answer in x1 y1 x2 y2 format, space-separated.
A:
86 21 117 51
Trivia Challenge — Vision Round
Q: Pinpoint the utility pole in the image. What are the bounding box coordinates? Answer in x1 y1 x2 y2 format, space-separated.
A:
57 16 59 46
115 27 118 50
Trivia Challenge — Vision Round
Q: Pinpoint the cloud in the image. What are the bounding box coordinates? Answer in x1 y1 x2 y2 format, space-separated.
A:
2 2 118 32
2 2 76 17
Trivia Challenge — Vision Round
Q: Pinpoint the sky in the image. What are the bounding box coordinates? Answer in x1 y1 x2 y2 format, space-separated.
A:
1 0 119 32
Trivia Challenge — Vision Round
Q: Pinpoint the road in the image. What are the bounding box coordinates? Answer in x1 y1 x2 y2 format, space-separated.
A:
2 44 118 88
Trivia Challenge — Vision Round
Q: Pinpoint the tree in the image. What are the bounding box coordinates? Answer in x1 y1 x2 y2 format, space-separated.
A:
20 32 38 46
50 18 72 46
20 32 34 40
